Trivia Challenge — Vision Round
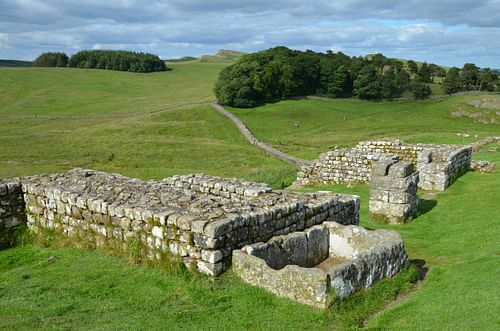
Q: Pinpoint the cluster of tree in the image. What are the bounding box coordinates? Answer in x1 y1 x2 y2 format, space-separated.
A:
214 47 435 107
33 50 166 73
443 64 499 94
33 52 68 67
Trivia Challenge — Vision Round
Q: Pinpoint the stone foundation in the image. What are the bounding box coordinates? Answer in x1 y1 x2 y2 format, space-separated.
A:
298 140 472 191
232 221 408 308
369 160 419 224
2 169 360 276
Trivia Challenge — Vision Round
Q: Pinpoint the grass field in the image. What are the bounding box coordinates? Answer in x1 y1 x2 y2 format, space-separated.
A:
1 63 499 330
0 64 296 187
230 96 500 159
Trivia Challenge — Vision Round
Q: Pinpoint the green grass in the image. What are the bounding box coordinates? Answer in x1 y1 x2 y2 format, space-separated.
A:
0 64 296 188
229 96 499 159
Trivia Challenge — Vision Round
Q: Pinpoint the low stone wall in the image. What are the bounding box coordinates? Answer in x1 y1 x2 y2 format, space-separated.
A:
297 148 398 185
5 169 360 276
233 221 408 308
298 140 472 191
0 179 26 247
369 160 419 224
163 173 272 199
416 146 472 191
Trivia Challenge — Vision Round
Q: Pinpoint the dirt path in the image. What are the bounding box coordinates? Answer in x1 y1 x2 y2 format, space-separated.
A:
210 102 311 167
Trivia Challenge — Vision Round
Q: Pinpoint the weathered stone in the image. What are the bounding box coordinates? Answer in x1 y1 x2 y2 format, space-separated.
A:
233 221 408 308
369 160 419 224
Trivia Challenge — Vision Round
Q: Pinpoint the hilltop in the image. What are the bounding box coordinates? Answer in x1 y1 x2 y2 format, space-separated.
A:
166 49 245 64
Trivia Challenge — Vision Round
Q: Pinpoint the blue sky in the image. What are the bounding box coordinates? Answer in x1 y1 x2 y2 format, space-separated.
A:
1 0 499 67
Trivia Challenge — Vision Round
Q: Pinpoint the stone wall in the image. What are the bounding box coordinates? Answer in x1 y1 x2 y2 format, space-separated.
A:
298 140 472 191
369 160 419 224
0 179 26 247
233 221 408 308
297 148 398 185
6 169 360 276
162 173 272 199
416 146 472 191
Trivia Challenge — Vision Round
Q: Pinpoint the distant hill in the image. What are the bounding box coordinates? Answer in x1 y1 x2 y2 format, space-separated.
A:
164 56 198 63
0 59 32 67
199 49 245 63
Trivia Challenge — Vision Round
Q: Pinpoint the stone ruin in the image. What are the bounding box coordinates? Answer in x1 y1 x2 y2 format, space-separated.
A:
369 160 419 224
233 221 408 308
297 140 472 191
0 169 360 276
0 168 412 308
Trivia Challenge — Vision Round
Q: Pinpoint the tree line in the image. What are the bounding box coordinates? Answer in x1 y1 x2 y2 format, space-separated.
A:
214 46 499 107
443 64 498 94
33 50 167 73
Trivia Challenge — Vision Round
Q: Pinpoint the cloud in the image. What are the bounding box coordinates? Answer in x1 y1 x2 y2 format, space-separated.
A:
0 1 499 67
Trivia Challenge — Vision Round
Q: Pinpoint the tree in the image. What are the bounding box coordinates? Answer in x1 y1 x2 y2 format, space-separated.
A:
68 50 166 73
461 63 480 90
478 69 499 92
381 67 399 99
411 79 432 99
443 67 462 94
418 62 432 83
395 67 411 93
354 65 381 100
34 52 68 67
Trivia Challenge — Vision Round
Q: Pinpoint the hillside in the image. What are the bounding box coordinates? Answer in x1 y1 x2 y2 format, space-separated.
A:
0 59 32 67
0 64 295 187
199 49 245 63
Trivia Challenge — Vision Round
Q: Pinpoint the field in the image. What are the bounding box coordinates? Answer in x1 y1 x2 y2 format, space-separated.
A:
1 63 499 330
229 96 500 159
0 64 296 187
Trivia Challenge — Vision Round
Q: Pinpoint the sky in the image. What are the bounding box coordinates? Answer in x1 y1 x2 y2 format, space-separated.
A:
1 0 499 67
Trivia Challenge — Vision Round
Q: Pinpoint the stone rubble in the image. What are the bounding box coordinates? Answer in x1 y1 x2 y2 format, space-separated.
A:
470 160 496 173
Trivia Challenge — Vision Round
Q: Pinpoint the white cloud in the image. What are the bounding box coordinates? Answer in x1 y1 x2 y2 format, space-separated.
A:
0 1 499 67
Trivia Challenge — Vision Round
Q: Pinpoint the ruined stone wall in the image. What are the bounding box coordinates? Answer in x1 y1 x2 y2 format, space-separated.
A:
369 160 419 224
162 173 272 199
0 180 26 244
12 169 360 276
417 146 472 191
298 140 472 191
297 148 398 185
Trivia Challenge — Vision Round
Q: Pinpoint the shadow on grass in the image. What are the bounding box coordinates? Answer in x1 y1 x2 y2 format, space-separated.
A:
417 199 437 216
411 259 429 281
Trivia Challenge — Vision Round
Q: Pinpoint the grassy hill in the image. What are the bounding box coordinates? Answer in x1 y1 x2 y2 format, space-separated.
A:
0 64 295 187
0 62 499 330
0 59 32 67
